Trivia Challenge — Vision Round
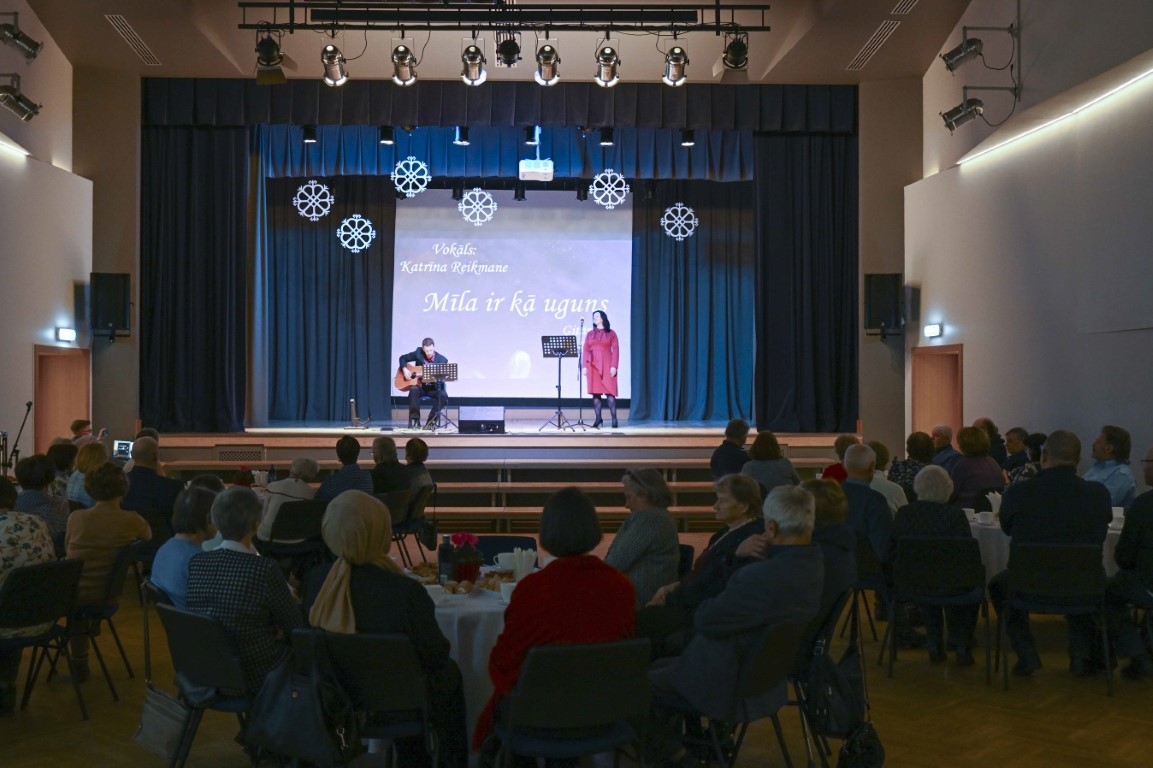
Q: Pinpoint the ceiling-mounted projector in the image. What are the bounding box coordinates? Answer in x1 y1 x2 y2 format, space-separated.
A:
518 158 554 181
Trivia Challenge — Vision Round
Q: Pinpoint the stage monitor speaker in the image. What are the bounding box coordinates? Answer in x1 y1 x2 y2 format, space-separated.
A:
91 272 131 339
459 406 506 434
864 273 903 338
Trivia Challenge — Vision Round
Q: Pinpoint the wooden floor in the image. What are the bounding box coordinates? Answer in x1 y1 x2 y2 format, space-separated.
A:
5 552 1153 767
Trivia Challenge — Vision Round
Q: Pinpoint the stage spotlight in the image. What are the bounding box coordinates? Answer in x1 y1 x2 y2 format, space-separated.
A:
461 44 487 86
451 181 464 200
0 74 39 121
255 30 287 85
940 37 983 72
392 44 417 86
514 181 527 201
321 44 348 86
453 126 470 146
940 98 984 133
723 32 749 70
524 126 540 146
535 44 560 85
599 127 614 146
680 129 695 147
594 46 620 88
496 35 521 67
379 126 395 145
576 183 588 202
0 13 42 61
302 124 318 144
662 46 689 87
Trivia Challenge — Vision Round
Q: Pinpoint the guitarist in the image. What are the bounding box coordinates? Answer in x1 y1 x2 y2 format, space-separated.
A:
398 337 449 429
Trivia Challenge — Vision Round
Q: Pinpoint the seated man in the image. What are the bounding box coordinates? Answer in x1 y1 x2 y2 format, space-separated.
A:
398 337 449 429
1107 443 1153 679
988 430 1112 676
315 436 372 501
1002 427 1030 472
120 437 184 517
842 444 893 567
371 436 410 494
867 440 908 514
1084 425 1137 510
258 457 320 542
709 418 750 479
929 425 961 473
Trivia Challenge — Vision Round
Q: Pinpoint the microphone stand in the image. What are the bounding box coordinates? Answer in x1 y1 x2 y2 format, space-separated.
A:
2 401 32 476
573 319 590 429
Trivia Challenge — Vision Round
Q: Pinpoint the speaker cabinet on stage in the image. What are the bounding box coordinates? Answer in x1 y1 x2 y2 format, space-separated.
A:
459 406 506 434
864 273 903 338
90 272 132 340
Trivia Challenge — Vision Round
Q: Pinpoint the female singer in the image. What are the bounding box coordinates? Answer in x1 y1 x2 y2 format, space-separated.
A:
582 309 620 428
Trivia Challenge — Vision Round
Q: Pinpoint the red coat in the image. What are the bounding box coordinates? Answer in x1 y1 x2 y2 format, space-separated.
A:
472 555 635 750
582 329 620 396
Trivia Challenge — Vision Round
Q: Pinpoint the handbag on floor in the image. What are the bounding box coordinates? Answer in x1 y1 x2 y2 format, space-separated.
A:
133 683 190 762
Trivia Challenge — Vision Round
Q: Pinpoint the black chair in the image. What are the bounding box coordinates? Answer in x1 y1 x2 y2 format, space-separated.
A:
132 508 175 601
293 629 440 764
495 638 651 768
997 543 1113 695
883 537 990 683
677 543 696 579
156 604 254 768
393 484 436 568
841 533 884 643
475 535 537 567
71 538 145 701
140 578 174 683
790 588 857 768
264 499 330 582
375 488 412 526
0 559 88 719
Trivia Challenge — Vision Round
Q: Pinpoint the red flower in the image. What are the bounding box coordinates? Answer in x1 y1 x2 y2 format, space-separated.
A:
451 532 479 548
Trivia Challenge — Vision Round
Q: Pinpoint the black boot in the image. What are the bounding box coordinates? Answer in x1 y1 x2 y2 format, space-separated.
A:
608 395 619 428
591 396 603 428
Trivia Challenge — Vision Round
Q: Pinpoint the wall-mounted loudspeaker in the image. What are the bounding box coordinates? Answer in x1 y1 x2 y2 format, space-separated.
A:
864 273 903 340
90 273 131 340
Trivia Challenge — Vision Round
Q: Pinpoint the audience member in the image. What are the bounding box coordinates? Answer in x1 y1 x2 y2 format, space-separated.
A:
1108 443 1153 679
893 466 977 665
0 477 55 716
474 488 635 755
1007 432 1046 486
66 442 106 508
257 457 320 543
867 440 909 514
647 486 824 765
65 462 152 680
949 426 1005 509
315 436 372 501
370 436 410 494
989 430 1112 677
45 442 78 498
1002 427 1030 472
605 468 680 608
740 431 799 494
639 475 764 656
120 437 183 516
70 419 107 447
151 487 216 607
930 425 961 473
404 437 433 492
888 431 934 501
1084 425 1137 510
187 474 229 551
122 427 161 474
973 417 1008 467
710 419 750 479
186 488 302 693
842 444 893 566
820 434 859 483
14 454 71 553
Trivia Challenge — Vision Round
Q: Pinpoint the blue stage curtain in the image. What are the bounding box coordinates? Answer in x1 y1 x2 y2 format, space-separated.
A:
264 176 396 422
139 127 249 432
630 181 759 421
754 134 860 432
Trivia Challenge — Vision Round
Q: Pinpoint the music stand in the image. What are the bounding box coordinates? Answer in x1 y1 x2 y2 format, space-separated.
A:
540 336 578 432
420 363 458 431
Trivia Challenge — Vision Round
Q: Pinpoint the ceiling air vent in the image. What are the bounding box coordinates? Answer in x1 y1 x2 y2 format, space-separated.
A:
105 14 162 66
846 20 900 71
890 0 919 15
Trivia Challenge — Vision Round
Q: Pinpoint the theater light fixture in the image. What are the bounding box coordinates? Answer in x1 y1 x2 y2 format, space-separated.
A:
723 31 749 70
0 13 42 62
379 126 395 145
680 129 695 147
0 73 39 121
302 124 318 144
599 127 614 146
524 126 540 146
461 43 487 86
392 44 417 86
594 45 620 88
535 43 560 85
56 327 77 343
940 36 983 72
940 97 984 133
453 126 470 146
496 33 521 67
321 44 348 86
663 46 688 86
254 27 287 85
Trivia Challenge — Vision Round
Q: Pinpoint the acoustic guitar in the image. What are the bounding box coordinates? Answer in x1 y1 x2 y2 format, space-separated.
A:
394 363 423 391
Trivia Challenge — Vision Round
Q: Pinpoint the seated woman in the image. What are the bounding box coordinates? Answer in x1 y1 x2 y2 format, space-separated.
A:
46 442 79 499
949 426 1006 509
1007 432 1047 486
604 469 680 608
638 475 764 656
14 454 72 555
893 466 977 665
151 487 216 608
65 461 152 680
888 431 934 501
66 442 106 509
405 437 433 492
740 432 800 495
186 487 301 694
475 487 636 758
303 490 467 767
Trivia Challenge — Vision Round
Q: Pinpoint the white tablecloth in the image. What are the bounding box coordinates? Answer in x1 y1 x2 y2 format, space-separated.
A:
968 520 1122 582
434 588 507 748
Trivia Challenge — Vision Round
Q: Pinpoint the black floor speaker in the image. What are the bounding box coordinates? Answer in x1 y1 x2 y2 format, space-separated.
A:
459 406 506 434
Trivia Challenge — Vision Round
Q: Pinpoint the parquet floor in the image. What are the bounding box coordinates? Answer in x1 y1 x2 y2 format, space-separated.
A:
4 555 1152 767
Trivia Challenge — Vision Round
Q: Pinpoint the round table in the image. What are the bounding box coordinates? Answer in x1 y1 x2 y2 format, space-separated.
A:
434 587 507 748
968 519 1122 582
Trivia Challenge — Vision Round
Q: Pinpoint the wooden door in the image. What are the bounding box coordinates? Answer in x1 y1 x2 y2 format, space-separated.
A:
911 344 962 436
34 345 91 453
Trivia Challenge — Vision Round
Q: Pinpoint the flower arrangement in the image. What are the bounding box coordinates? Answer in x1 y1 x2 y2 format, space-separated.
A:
451 532 481 582
451 532 480 549
235 466 255 487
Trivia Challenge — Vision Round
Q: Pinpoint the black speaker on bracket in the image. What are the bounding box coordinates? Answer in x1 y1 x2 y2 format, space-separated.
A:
90 272 131 340
863 273 903 340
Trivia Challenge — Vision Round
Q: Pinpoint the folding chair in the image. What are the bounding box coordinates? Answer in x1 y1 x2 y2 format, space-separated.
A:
71 539 145 701
392 484 436 568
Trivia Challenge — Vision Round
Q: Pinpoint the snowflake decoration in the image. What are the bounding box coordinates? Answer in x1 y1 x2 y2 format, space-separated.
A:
458 188 498 227
291 180 334 221
390 155 431 198
590 169 630 210
661 202 699 241
337 214 376 253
